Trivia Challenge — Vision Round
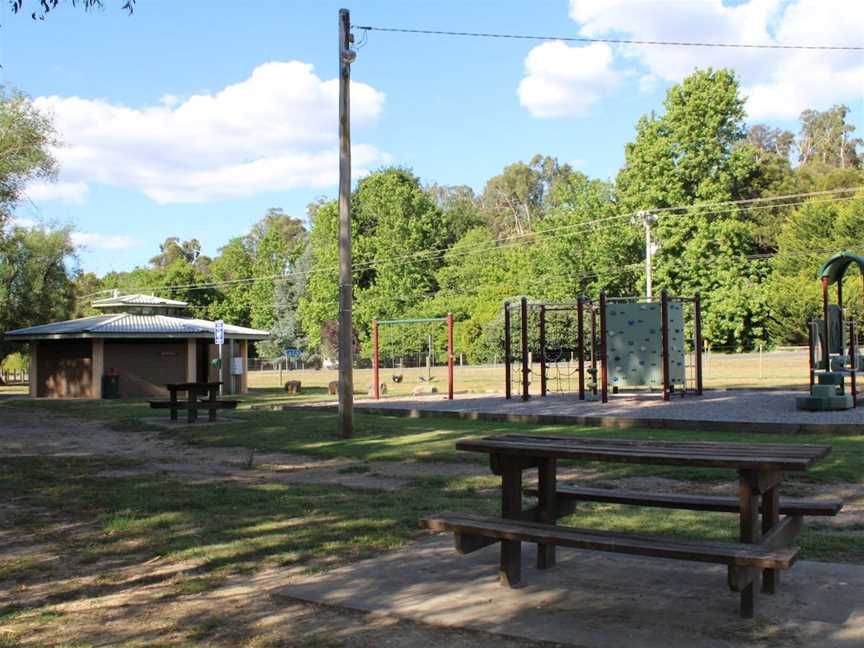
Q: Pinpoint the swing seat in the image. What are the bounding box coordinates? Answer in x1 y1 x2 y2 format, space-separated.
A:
392 374 404 383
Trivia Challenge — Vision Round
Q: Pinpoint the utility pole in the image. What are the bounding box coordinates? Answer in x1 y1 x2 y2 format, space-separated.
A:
338 8 356 437
636 211 657 301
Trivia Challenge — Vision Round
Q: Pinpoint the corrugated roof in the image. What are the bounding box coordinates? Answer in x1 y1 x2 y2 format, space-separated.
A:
92 294 188 308
4 313 269 340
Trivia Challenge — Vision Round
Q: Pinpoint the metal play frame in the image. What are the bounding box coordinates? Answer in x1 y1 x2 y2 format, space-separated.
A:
504 291 703 404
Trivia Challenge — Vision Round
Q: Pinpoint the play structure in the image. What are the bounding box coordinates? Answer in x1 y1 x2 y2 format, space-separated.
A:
798 252 863 411
370 314 454 400
503 291 703 403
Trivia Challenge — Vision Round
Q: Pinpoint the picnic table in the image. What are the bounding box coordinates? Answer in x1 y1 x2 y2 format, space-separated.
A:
149 382 238 423
421 434 842 618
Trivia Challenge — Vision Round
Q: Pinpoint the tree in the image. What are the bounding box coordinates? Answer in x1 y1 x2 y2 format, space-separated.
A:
0 224 75 364
481 155 575 235
149 237 204 269
300 167 463 354
0 89 56 227
9 0 134 20
616 68 767 350
798 105 862 169
246 208 306 332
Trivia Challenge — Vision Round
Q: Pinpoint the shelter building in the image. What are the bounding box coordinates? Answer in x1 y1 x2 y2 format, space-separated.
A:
3 294 268 399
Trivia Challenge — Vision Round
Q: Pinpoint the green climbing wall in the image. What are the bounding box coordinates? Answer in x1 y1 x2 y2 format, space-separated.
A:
605 302 686 388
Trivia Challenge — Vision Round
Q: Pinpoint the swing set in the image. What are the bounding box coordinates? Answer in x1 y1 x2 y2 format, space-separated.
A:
371 314 455 400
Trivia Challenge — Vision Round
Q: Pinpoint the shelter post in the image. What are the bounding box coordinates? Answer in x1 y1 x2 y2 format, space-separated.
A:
822 276 830 370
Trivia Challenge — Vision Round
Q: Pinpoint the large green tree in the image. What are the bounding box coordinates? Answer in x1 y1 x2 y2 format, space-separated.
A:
0 225 75 364
616 68 767 350
0 89 56 227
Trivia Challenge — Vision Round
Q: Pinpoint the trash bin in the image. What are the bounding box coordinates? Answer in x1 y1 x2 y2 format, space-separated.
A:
102 373 120 399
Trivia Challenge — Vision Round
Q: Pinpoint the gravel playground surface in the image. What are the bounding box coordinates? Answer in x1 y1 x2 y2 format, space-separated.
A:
356 389 864 432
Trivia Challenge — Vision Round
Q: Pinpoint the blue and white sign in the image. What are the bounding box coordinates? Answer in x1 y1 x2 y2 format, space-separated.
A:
284 348 302 358
214 320 225 346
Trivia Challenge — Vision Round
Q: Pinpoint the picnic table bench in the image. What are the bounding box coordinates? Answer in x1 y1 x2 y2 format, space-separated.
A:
421 434 842 618
148 382 239 423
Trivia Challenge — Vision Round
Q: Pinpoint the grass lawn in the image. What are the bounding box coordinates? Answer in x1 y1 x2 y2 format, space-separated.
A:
1 392 862 646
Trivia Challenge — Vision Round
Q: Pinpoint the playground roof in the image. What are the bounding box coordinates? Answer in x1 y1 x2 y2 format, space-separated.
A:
818 252 864 285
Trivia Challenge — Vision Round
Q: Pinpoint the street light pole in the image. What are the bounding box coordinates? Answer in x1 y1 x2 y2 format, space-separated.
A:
637 210 658 301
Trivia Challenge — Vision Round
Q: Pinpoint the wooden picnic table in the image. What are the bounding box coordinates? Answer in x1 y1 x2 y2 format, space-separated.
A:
150 382 236 423
422 434 841 618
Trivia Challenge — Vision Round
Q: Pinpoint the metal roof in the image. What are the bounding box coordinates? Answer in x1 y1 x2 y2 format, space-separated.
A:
92 294 189 308
818 252 864 285
4 313 269 341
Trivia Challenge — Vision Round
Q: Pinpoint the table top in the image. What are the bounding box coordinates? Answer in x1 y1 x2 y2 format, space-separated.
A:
165 382 222 390
455 434 832 471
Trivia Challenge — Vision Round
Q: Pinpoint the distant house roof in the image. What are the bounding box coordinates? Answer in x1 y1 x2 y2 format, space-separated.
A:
4 314 269 341
92 294 189 309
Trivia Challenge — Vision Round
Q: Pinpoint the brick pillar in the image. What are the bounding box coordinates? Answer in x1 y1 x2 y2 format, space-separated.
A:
91 339 104 399
29 341 38 398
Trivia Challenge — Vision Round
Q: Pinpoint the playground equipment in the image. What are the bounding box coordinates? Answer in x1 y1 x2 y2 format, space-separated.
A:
371 314 454 400
798 252 863 411
503 291 703 403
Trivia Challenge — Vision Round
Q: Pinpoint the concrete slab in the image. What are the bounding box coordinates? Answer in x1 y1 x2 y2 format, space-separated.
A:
352 390 864 434
278 534 864 647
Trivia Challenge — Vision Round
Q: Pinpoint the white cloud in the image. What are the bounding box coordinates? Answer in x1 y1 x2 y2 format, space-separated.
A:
10 217 37 228
7 217 136 250
35 61 388 204
70 232 137 250
518 41 620 118
25 181 90 204
565 0 864 121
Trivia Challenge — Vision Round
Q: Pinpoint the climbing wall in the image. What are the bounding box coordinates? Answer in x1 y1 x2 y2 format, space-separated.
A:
605 302 685 388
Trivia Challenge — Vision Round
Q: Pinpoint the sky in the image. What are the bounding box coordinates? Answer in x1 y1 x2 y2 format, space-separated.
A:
2 0 862 276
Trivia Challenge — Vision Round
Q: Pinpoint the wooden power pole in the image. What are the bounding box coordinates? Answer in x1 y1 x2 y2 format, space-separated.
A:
338 8 355 437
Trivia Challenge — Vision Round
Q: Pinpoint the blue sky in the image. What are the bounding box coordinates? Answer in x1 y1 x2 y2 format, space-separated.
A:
3 0 862 275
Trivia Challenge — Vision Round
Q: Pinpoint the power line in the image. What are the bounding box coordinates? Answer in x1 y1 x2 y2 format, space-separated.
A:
354 25 864 52
81 188 863 297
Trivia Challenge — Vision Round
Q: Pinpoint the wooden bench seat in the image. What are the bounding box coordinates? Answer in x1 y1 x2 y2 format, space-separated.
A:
148 400 239 410
523 485 842 517
421 512 799 569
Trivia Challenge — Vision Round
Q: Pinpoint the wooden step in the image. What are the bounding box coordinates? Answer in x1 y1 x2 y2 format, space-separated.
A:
524 485 842 517
421 512 799 569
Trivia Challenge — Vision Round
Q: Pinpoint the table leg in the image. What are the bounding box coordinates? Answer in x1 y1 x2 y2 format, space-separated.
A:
169 388 178 421
499 455 522 587
536 458 557 569
208 387 217 422
738 470 762 618
187 388 196 424
761 485 780 594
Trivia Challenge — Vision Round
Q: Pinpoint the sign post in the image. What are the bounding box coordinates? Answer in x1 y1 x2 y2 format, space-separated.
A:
214 320 225 395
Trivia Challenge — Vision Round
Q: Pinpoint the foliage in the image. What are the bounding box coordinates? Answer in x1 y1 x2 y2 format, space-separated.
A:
0 225 75 362
0 88 56 227
9 0 135 20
